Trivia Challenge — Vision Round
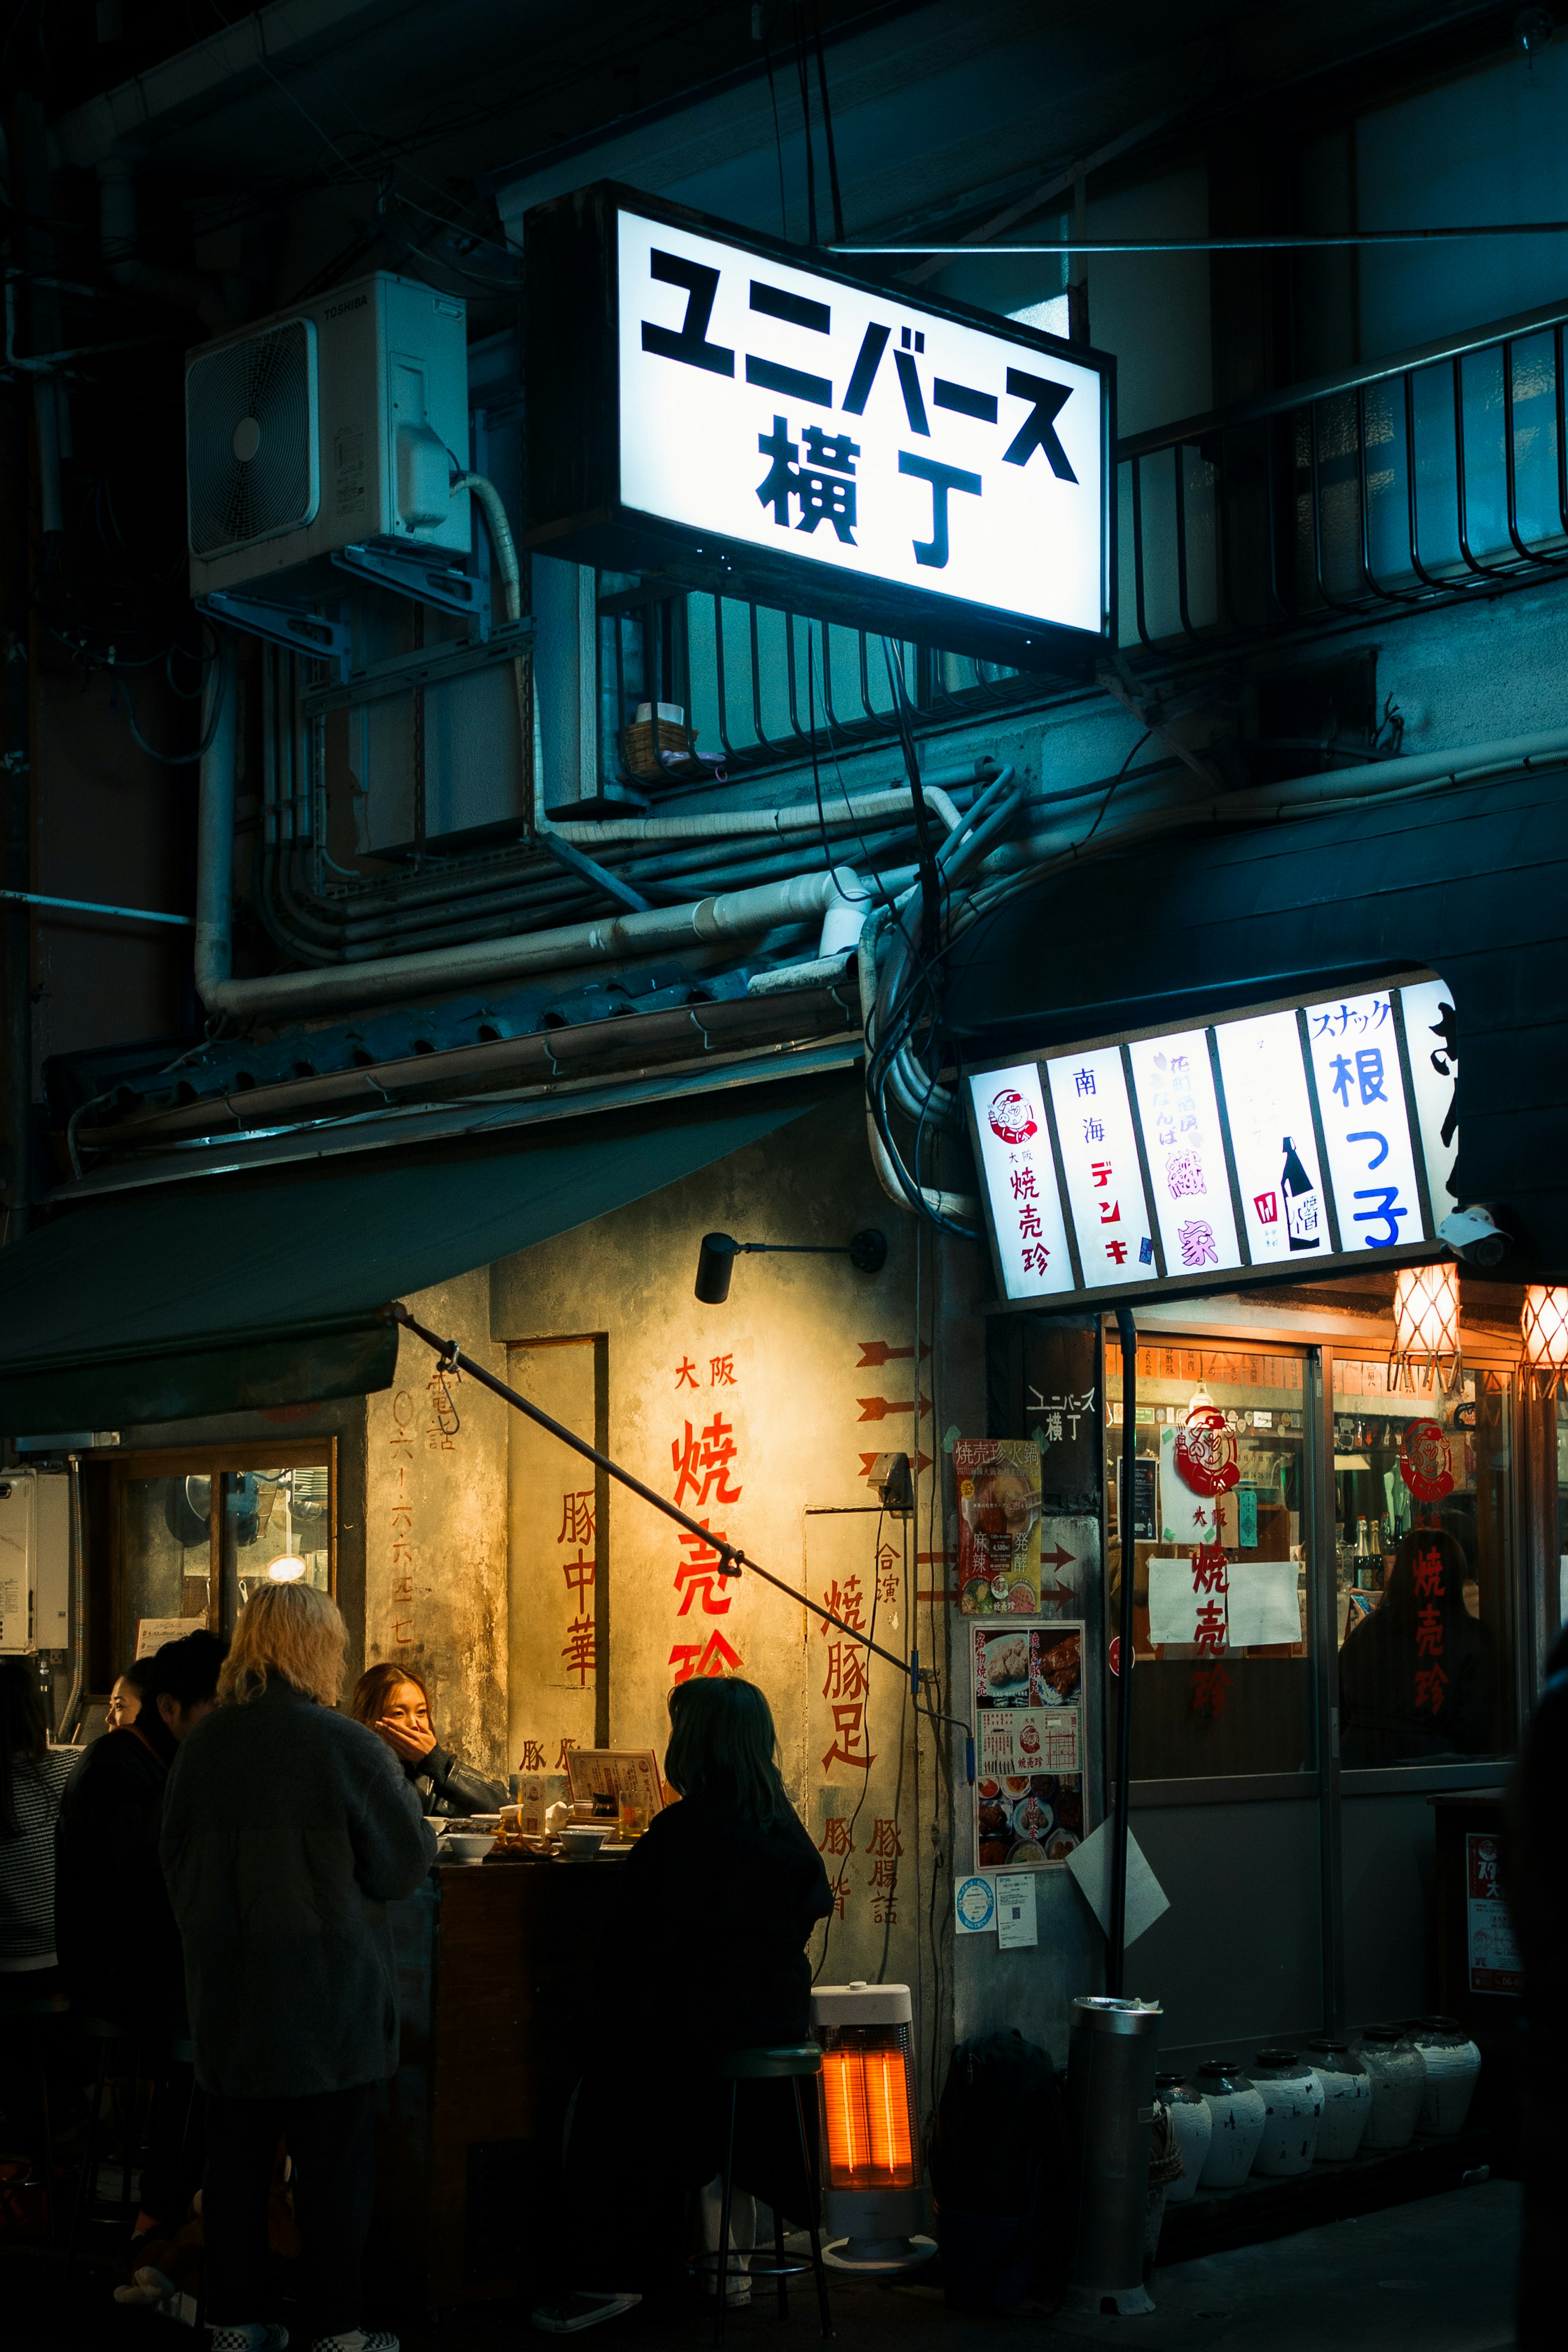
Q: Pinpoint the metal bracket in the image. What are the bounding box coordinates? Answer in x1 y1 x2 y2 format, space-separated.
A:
199 592 352 681
330 541 491 637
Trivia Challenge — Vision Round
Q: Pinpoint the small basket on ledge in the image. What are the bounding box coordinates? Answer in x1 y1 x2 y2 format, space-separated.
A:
621 700 718 786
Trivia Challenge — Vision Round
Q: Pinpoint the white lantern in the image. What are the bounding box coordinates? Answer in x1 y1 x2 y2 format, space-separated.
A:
1392 1262 1460 1384
1520 1286 1568 1394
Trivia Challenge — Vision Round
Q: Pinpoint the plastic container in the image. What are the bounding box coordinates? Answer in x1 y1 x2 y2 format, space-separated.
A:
1302 2039 1372 2161
1154 2074 1212 2204
1194 2062 1266 2188
1249 2049 1323 2176
1358 2026 1427 2149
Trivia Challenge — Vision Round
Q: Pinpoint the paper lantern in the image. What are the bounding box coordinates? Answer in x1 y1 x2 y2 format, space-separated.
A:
1392 1263 1460 1373
1521 1286 1568 1390
811 1981 933 2272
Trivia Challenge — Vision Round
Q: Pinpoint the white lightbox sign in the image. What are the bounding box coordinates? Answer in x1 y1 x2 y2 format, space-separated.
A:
969 1066 1074 1302
1214 1010 1330 1264
1127 1029 1243 1277
966 970 1457 1313
1046 1045 1151 1287
1305 990 1423 1252
1399 975 1460 1219
617 210 1105 638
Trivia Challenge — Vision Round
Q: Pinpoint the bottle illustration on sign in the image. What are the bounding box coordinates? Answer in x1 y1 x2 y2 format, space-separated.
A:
1281 1136 1322 1252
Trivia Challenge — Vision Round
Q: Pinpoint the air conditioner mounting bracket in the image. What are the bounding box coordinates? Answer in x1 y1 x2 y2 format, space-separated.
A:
331 542 491 636
198 592 352 682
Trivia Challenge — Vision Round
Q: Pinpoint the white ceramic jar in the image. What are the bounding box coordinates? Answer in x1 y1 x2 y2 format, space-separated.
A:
1359 2026 1427 2149
1303 2039 1372 2160
1194 2062 1267 2188
1249 2050 1324 2176
1410 2018 1483 2135
1154 2074 1213 2204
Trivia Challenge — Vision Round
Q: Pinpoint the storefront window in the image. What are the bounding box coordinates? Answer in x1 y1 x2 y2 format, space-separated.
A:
113 1451 333 1665
1332 1358 1516 1767
1107 1340 1314 1780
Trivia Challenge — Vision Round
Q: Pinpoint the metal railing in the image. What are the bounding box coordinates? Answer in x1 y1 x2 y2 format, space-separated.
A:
1118 296 1568 658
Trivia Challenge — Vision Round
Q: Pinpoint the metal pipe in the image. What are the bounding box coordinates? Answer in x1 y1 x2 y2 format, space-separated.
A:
55 1455 86 1744
193 635 237 1007
0 890 192 926
1108 1309 1137 1998
97 155 235 337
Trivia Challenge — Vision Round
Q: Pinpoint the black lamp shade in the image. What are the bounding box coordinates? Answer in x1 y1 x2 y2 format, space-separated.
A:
696 1232 740 1304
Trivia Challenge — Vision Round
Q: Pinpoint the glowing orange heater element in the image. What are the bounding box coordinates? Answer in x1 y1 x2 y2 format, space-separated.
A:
819 2028 919 2190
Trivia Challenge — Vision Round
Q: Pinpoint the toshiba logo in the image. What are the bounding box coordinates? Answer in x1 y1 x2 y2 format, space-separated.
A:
323 294 368 320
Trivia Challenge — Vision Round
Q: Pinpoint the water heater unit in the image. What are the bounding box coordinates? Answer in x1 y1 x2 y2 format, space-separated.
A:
0 1472 70 1655
186 272 470 596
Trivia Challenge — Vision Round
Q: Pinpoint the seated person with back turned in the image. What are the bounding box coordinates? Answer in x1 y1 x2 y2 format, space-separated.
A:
543 1675 832 2325
1339 1527 1492 1767
348 1663 507 1816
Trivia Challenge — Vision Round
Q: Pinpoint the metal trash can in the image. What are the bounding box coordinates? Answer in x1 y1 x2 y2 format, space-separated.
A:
1065 1994 1163 2317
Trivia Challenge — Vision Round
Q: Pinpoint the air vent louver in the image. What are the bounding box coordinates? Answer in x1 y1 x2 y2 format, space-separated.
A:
186 320 317 557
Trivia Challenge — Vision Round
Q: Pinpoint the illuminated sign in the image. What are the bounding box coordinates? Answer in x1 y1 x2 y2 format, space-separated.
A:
967 972 1457 1311
522 184 1112 673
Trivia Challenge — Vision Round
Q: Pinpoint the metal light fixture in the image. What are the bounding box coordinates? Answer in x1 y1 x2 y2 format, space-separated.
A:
1392 1261 1461 1386
1521 1286 1568 1393
695 1227 887 1304
811 1980 934 2274
265 1555 307 1583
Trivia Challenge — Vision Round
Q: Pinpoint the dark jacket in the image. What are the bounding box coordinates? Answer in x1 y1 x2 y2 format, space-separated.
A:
160 1679 436 2098
610 1790 833 2059
1339 1599 1493 1767
1507 1627 1568 2030
410 1744 507 1818
56 1723 185 2029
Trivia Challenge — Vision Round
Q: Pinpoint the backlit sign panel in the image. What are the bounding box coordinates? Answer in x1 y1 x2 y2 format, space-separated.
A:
523 184 1113 672
967 971 1457 1312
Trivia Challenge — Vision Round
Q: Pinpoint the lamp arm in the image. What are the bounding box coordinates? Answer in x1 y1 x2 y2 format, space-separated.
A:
383 1303 973 1773
738 1241 852 1256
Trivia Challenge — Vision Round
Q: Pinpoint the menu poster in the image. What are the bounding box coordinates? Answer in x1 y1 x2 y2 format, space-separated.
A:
1466 1832 1523 1995
565 1748 665 1830
955 1438 1042 1614
136 1615 199 1659
972 1621 1085 1872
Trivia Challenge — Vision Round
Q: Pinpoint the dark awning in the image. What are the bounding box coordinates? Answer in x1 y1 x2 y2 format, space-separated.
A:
943 767 1568 1269
0 1077 835 1433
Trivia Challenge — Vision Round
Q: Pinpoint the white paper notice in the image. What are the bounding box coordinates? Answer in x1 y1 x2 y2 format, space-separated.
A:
136 1615 197 1659
1226 1560 1302 1648
1146 1556 1216 1645
1159 1425 1215 1543
1066 1819 1171 1947
996 1871 1039 1950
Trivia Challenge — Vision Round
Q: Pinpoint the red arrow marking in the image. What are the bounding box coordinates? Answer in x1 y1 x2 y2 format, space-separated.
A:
860 1452 933 1479
856 1340 933 1368
1040 1544 1075 1572
857 1396 932 1422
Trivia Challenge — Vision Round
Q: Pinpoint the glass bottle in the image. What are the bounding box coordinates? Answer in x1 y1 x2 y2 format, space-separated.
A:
1281 1136 1323 1252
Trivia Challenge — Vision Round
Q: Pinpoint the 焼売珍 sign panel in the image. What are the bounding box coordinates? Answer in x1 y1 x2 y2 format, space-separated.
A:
522 184 1112 673
966 970 1457 1312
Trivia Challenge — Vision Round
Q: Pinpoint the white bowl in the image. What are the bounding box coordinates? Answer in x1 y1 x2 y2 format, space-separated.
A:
444 1833 494 1863
559 1826 611 1859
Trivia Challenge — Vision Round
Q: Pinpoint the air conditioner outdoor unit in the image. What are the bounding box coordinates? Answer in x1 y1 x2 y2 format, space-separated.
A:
186 271 471 597
0 1471 70 1656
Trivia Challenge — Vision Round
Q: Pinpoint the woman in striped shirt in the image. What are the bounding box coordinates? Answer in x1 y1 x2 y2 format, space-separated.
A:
0 1658 75 1985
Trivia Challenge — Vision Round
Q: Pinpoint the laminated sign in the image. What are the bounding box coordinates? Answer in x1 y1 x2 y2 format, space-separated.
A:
523 184 1112 671
972 1621 1085 1873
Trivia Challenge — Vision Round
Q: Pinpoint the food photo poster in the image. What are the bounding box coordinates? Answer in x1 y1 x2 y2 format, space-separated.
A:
971 1621 1085 1870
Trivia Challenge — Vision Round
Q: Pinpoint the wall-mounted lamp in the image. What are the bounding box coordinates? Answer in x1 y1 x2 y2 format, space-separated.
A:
695 1227 887 1304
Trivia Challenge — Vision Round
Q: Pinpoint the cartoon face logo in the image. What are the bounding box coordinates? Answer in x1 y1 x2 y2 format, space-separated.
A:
988 1089 1038 1145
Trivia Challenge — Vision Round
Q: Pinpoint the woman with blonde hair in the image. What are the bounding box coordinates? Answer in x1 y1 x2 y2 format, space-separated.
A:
161 1584 435 2352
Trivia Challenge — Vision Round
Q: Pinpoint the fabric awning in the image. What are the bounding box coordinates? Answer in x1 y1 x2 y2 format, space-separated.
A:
942 767 1568 1269
0 1077 834 1433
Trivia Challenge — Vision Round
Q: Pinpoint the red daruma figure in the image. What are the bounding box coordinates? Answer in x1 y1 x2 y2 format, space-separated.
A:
1339 1529 1492 1767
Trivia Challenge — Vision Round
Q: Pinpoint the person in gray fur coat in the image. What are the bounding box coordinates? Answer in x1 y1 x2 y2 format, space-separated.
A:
160 1583 437 2352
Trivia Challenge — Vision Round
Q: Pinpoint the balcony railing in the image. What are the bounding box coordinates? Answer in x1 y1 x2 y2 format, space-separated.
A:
1118 296 1568 658
595 298 1568 787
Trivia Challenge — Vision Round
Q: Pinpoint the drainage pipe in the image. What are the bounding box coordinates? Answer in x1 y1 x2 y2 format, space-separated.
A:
98 155 235 337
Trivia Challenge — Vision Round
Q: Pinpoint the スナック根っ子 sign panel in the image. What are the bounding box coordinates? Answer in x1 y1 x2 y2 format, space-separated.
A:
521 185 1112 673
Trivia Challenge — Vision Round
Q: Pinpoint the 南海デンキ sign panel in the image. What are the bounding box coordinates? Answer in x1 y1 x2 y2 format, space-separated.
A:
967 970 1457 1312
521 184 1112 672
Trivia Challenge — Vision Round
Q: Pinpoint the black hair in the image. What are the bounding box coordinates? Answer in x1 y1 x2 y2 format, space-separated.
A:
0 1657 48 1839
665 1675 790 1826
138 1630 228 1714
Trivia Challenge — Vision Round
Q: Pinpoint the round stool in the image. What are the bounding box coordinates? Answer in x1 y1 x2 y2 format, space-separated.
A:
0 1989 72 2241
698 2044 833 2347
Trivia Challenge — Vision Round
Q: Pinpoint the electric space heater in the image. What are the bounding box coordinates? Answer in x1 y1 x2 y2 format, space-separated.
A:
810 1980 935 2272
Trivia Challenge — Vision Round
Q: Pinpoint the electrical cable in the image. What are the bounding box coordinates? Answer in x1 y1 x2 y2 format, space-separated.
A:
809 0 846 245
762 16 791 240
793 4 818 247
813 1506 884 1985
